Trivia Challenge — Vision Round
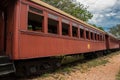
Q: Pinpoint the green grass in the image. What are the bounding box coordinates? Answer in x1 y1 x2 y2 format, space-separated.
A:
39 51 120 79
72 58 109 73
39 57 109 80
116 69 120 80
54 57 109 74
87 59 109 68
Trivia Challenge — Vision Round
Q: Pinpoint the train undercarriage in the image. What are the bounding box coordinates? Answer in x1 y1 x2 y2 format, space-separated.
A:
13 49 120 76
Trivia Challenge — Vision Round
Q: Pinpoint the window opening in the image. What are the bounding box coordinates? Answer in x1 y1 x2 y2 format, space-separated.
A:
97 34 99 40
62 23 69 36
28 12 43 31
100 35 102 41
95 33 97 40
103 35 105 41
86 31 89 39
91 32 94 40
72 26 78 37
80 29 84 38
48 18 58 34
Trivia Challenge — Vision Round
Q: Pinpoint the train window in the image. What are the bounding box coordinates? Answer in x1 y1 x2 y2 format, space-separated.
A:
103 35 105 41
99 35 101 41
99 35 101 40
86 31 89 39
102 35 103 41
62 23 69 36
80 29 84 38
100 35 102 41
29 6 43 14
28 12 43 31
102 35 104 41
72 26 78 37
97 34 99 41
95 33 97 40
90 32 94 40
48 18 58 34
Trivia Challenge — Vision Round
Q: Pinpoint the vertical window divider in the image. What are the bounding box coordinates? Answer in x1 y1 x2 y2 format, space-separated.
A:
58 17 62 36
42 15 44 32
93 33 95 41
43 11 48 34
84 29 86 39
69 22 72 37
78 27 80 38
89 31 91 40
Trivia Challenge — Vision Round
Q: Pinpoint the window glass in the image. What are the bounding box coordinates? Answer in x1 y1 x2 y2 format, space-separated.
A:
48 18 58 34
103 35 105 41
72 26 78 37
97 34 99 40
86 31 89 39
90 32 94 40
28 12 43 31
95 33 97 40
100 35 102 41
62 23 69 36
80 29 84 38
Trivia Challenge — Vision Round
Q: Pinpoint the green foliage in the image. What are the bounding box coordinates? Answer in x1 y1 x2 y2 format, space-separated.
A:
42 0 93 22
97 27 104 31
90 24 98 27
89 23 104 31
109 24 120 38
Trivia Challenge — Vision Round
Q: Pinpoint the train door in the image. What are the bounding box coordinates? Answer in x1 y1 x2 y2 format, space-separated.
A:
0 10 5 55
0 10 8 56
0 4 11 56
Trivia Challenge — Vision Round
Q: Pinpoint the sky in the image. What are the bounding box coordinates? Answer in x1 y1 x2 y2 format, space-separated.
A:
76 0 120 31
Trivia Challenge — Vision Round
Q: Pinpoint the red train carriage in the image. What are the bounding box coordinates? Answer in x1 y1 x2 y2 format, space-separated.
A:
0 0 106 60
105 33 120 51
0 0 119 75
4 0 107 60
109 37 119 50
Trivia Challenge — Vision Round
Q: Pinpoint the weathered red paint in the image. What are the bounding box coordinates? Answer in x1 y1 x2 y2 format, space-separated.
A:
18 31 106 59
0 0 119 60
109 36 119 49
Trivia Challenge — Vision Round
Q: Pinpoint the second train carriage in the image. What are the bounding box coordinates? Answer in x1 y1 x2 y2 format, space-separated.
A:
107 34 120 51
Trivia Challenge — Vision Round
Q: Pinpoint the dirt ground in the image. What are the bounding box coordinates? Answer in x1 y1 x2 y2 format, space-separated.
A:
32 51 120 80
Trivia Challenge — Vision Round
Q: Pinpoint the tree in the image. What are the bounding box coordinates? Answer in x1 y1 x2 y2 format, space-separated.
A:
89 23 104 31
97 27 104 31
42 0 93 22
109 24 120 38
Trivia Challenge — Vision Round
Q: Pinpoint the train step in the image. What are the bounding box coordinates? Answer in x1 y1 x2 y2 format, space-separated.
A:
0 56 16 76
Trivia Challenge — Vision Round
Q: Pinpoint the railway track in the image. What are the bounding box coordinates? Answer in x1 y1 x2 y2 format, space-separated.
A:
0 51 112 80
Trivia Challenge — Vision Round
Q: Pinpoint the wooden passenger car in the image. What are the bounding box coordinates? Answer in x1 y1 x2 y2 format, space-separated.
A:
19 0 107 59
0 0 107 60
109 36 120 50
